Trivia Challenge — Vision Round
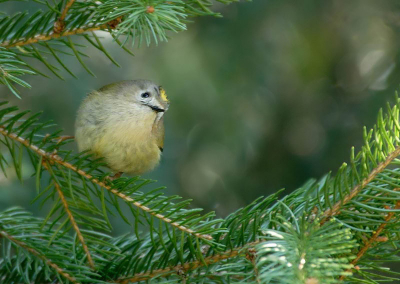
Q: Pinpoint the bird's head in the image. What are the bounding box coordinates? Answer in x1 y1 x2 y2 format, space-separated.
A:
99 79 170 113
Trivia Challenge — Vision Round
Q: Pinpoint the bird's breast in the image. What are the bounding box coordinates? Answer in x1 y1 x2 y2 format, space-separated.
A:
93 115 161 174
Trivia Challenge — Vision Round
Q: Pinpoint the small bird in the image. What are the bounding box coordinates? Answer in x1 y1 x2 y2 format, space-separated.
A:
75 80 169 178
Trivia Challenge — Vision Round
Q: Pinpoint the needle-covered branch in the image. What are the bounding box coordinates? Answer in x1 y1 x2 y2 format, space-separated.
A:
0 0 242 97
0 208 97 283
264 96 400 283
43 161 95 269
2 25 109 48
255 215 356 284
0 103 219 243
0 101 230 281
0 47 35 98
115 244 253 283
339 200 400 281
0 230 78 284
321 147 400 225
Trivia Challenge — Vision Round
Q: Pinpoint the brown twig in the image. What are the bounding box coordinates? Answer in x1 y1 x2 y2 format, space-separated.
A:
2 25 108 48
0 230 78 284
246 247 261 283
43 161 95 269
53 0 76 33
107 16 123 29
60 1 75 22
115 241 260 283
320 146 400 225
0 127 213 241
2 11 127 48
55 135 75 144
339 200 400 281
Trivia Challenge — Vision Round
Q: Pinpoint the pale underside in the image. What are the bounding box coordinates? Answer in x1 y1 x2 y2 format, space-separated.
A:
93 120 161 174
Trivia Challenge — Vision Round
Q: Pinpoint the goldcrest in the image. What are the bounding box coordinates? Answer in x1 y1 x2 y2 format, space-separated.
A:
75 80 169 176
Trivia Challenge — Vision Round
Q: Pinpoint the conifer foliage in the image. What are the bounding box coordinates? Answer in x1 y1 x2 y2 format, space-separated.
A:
1 1 400 283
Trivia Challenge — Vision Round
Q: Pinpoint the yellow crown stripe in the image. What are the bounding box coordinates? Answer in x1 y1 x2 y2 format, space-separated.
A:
160 88 168 102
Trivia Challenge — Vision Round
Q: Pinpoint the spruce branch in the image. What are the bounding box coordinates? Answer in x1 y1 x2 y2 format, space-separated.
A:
4 96 400 282
339 200 400 281
321 146 400 225
3 4 400 277
256 214 356 284
2 25 109 48
266 97 400 283
0 127 213 242
0 101 232 282
0 104 216 243
42 161 95 270
0 207 103 283
0 1 241 96
0 230 79 284
115 241 260 283
95 0 187 46
0 47 35 98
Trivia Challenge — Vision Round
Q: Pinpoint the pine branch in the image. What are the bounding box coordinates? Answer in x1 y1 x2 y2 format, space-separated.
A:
2 6 400 277
256 213 356 284
2 25 109 48
101 194 280 282
0 0 241 96
43 161 95 270
0 47 35 98
0 207 104 283
0 230 79 284
4 94 400 282
321 146 400 225
1 0 225 50
0 126 213 242
0 102 221 245
264 97 400 283
96 0 187 46
0 101 242 283
115 241 260 283
339 200 400 281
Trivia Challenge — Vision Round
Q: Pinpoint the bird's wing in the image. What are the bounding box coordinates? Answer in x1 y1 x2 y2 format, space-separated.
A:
152 115 165 152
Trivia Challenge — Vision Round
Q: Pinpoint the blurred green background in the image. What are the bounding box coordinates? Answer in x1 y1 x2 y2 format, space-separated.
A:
1 0 400 225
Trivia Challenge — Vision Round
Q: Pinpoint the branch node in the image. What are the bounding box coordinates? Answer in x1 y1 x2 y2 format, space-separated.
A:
375 236 388 242
146 6 155 13
107 17 123 29
53 20 66 34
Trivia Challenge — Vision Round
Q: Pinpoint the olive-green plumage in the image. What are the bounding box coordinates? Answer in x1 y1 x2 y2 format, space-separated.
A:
75 80 169 175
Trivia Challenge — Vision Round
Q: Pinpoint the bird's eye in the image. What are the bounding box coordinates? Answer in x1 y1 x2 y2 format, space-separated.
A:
141 92 150 98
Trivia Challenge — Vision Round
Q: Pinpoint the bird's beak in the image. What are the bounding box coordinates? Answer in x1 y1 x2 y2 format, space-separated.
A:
146 87 169 113
150 105 165 112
